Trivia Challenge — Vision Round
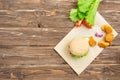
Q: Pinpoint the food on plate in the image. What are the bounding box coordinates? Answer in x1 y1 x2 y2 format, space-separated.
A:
69 0 101 28
98 41 109 48
99 24 114 48
75 20 82 27
101 25 106 31
89 36 96 47
69 9 80 23
101 24 113 33
69 37 89 58
84 0 101 27
105 33 114 43
95 32 103 37
82 20 92 29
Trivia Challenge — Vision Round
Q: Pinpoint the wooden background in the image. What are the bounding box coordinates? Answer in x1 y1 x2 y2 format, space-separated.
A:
0 0 120 80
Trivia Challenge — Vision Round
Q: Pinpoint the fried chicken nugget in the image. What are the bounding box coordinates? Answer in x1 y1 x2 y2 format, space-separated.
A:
105 33 114 43
101 24 113 33
101 25 107 31
98 41 109 48
89 36 96 47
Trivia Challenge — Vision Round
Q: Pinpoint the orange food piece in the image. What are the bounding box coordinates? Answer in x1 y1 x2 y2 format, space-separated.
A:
75 21 82 27
101 25 106 31
98 41 109 48
101 24 113 33
89 36 96 47
105 33 114 43
82 20 92 29
100 24 114 48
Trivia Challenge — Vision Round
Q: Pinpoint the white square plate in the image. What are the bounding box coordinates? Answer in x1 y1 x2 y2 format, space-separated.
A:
54 12 118 75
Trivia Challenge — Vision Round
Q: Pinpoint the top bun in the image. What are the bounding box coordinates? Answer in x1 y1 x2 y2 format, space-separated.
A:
69 37 89 56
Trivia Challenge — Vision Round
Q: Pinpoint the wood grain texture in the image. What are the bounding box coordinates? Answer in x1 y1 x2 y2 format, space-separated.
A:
0 0 120 28
0 0 120 80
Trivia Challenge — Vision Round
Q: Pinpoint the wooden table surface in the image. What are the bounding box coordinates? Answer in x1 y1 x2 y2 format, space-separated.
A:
0 0 120 80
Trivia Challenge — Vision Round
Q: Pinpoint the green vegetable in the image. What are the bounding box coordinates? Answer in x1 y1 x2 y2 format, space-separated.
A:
69 9 80 22
78 0 93 13
69 0 101 26
77 9 86 19
85 0 101 26
70 52 88 58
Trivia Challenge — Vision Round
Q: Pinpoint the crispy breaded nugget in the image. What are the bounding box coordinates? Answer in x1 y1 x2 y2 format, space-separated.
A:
105 25 113 33
101 24 113 33
89 36 96 47
105 33 114 43
98 41 109 48
101 25 107 32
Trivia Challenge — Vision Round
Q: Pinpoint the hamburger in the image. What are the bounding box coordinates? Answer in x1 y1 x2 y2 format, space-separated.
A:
69 37 89 58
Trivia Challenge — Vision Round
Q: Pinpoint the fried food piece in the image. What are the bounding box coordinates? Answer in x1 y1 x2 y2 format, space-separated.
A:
105 33 114 43
98 41 109 48
100 24 114 48
101 24 113 33
101 25 106 32
89 36 96 47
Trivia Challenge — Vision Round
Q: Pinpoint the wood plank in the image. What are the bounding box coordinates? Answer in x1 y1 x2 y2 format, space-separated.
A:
99 0 120 11
0 10 39 28
0 46 119 68
0 64 120 80
0 10 73 28
0 0 40 10
0 28 70 45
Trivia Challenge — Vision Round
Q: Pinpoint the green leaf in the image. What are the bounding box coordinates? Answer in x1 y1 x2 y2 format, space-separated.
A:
71 52 88 58
78 0 94 13
69 9 80 22
77 9 86 19
69 0 101 26
85 0 101 26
